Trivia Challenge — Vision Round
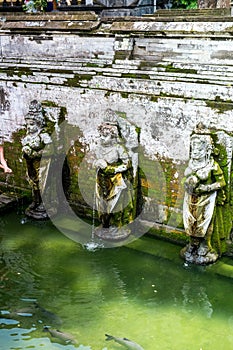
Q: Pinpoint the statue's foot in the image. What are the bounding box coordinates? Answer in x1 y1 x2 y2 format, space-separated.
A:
181 247 193 263
28 202 46 212
186 243 198 255
181 242 218 265
25 203 49 220
195 250 218 265
180 243 198 261
28 201 37 210
35 203 46 212
197 243 209 257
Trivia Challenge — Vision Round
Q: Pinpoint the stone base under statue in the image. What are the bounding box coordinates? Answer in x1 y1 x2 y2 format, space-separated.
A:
25 206 49 220
25 203 49 220
180 243 218 265
94 225 131 241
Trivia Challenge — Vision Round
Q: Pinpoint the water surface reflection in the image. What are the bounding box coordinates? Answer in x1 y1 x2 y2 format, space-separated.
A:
0 212 233 349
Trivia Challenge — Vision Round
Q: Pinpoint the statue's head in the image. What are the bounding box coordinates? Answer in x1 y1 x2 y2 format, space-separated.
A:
25 100 45 129
104 109 118 125
190 134 213 161
189 122 215 161
98 122 119 146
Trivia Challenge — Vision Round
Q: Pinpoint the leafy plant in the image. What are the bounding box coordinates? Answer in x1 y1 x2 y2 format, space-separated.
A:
23 0 47 12
172 0 197 8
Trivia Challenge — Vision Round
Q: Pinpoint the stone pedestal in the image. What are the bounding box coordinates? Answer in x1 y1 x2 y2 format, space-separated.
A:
94 226 131 241
25 204 49 220
180 243 218 265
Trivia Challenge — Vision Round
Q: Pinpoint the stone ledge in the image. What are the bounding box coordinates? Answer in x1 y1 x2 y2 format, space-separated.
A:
0 11 98 21
1 20 100 31
148 8 231 17
127 235 233 280
0 11 100 31
1 12 233 34
0 192 27 212
110 21 233 35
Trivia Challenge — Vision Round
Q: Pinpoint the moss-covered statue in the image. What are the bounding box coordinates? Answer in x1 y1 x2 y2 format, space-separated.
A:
181 124 227 265
21 100 52 220
93 110 139 241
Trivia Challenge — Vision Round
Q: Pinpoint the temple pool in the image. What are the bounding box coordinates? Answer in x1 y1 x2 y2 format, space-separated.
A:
1 211 233 350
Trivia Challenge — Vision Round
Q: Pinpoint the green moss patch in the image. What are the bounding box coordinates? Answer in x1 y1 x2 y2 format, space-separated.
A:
206 100 233 114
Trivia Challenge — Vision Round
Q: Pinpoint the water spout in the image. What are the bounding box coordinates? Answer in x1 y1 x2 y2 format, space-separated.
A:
83 178 104 251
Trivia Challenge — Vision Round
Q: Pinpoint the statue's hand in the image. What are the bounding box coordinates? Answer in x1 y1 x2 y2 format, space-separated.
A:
195 184 208 194
31 150 42 158
184 183 195 194
22 146 32 156
95 159 107 169
184 175 199 194
114 164 127 173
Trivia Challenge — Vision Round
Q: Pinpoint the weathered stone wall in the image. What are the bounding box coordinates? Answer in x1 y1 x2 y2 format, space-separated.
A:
1 12 233 238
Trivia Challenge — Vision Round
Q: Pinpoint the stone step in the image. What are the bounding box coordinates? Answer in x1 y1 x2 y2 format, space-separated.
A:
1 59 233 82
0 192 24 212
148 8 231 17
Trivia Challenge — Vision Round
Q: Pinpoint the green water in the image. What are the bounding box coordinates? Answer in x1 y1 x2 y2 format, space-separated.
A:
1 212 233 350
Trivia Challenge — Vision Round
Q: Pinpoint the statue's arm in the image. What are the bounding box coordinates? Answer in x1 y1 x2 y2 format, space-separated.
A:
34 133 53 157
196 162 226 193
114 145 129 173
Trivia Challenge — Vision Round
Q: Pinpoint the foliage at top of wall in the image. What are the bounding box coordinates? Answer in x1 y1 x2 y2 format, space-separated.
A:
172 0 197 8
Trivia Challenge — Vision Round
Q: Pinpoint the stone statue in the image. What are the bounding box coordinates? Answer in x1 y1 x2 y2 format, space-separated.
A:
21 100 52 220
0 146 12 173
181 125 226 264
93 110 138 241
